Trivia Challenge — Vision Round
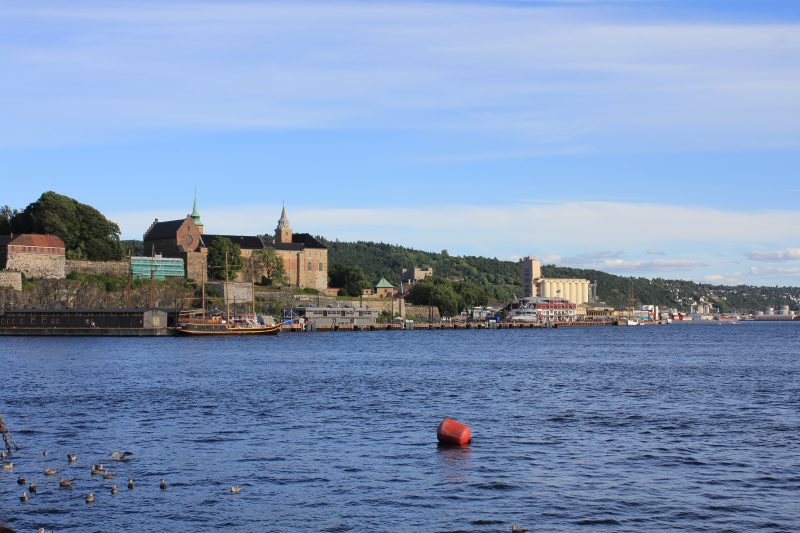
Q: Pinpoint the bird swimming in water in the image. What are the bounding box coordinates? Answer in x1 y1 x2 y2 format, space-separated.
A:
59 477 73 489
20 491 28 502
17 476 26 485
42 450 48 457
44 467 57 476
108 451 134 462
38 528 53 533
90 464 105 475
67 454 77 462
85 493 94 504
160 479 167 490
110 484 118 495
29 482 37 494
2 462 13 472
103 472 115 479
230 486 241 494
127 478 134 489
511 525 529 533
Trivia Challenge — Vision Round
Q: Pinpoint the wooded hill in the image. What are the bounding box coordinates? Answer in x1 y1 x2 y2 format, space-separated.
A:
324 239 800 313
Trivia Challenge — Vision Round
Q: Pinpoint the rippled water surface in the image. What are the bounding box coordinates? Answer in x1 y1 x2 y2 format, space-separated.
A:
1 323 799 532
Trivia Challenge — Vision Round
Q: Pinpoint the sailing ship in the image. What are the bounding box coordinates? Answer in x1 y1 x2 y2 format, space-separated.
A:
175 310 281 335
176 251 281 336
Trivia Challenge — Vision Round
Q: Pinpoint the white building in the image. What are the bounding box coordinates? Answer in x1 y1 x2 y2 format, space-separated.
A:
519 256 591 305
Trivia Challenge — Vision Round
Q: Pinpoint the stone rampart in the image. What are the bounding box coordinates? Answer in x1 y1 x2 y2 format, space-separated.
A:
7 254 66 279
66 260 128 277
0 271 22 291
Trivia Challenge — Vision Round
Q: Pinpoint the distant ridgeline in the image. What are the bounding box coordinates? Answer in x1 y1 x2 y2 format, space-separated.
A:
6 187 798 314
322 239 800 313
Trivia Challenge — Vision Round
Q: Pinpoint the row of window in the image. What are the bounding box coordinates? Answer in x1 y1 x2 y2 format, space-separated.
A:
7 246 64 254
307 262 325 272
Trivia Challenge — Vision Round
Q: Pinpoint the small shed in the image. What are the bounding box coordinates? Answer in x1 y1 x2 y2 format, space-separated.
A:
375 278 395 298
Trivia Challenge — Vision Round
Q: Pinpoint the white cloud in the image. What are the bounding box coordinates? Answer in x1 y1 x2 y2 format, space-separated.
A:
704 273 745 285
646 249 666 256
588 258 705 272
2 1 800 151
113 201 800 248
746 248 800 261
749 266 800 278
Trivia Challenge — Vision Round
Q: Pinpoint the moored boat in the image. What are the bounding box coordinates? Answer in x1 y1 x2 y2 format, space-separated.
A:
176 310 280 335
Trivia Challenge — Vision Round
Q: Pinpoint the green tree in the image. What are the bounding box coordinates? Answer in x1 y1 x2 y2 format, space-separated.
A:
329 263 369 296
207 237 244 281
0 205 18 234
10 192 124 260
251 247 288 286
456 280 489 311
406 277 461 317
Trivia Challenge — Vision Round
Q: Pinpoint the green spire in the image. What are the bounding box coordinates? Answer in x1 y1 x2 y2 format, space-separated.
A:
191 191 203 225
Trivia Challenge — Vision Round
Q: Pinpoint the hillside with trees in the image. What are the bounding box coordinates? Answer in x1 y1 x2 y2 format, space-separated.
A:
2 192 125 260
324 239 800 313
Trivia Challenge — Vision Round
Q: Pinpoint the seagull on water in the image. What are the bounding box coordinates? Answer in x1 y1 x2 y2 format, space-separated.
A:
108 451 134 462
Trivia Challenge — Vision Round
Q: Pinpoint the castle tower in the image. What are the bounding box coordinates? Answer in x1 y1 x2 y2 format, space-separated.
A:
275 205 293 244
191 191 204 234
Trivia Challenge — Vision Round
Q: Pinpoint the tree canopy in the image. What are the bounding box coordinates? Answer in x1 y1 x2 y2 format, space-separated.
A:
329 263 369 297
251 247 288 286
9 192 125 260
207 237 244 281
405 277 488 317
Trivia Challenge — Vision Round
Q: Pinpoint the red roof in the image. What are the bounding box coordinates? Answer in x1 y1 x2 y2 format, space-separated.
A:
8 234 65 248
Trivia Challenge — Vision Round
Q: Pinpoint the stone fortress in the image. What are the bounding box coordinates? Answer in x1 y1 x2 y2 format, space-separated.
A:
143 197 328 291
0 233 66 281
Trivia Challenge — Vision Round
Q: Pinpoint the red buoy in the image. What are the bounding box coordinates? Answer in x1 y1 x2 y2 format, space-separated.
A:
437 417 471 446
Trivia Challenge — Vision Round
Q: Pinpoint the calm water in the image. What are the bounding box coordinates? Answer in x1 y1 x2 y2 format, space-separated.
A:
1 323 798 532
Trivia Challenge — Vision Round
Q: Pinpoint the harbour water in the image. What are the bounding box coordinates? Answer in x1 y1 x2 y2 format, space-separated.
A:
1 323 798 531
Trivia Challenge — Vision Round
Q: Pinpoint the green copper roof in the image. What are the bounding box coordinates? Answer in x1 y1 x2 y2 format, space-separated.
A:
376 278 394 289
191 192 203 225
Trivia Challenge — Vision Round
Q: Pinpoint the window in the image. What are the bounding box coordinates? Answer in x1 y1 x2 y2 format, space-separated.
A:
319 262 324 271
307 262 312 271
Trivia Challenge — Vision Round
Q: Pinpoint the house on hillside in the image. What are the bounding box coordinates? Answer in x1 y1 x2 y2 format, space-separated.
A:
0 233 66 279
375 278 396 298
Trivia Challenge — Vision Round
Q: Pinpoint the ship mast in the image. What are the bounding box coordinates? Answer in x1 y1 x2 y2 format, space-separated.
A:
225 251 230 321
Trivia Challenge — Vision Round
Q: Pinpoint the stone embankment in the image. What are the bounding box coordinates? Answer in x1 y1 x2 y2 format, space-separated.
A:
66 260 128 277
0 279 192 310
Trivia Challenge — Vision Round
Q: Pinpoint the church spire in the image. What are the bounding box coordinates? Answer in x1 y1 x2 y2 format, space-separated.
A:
275 204 292 244
191 190 203 227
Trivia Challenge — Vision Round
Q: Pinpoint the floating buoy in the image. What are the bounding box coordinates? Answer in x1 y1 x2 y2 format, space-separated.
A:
437 417 471 446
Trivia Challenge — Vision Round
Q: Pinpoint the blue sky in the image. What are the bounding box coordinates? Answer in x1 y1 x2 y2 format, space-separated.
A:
2 0 800 286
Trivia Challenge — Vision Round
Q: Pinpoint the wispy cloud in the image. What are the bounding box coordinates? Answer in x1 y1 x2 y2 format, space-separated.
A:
749 266 800 278
746 248 800 261
574 258 705 273
646 249 666 256
112 201 800 251
2 1 800 152
704 273 745 285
